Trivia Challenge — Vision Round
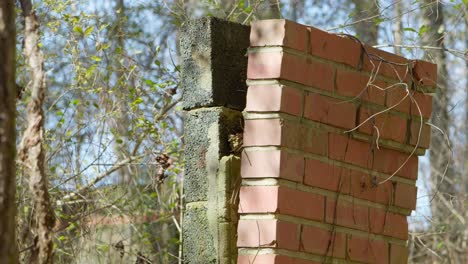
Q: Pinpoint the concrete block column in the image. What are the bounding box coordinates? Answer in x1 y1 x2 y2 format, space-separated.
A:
180 17 250 263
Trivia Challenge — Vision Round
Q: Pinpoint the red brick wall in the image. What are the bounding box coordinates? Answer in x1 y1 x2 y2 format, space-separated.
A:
237 19 436 264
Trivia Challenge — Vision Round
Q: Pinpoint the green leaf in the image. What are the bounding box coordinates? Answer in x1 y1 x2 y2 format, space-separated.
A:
418 25 429 37
71 99 80 105
374 17 385 26
403 27 417 33
84 26 94 36
73 25 83 34
90 55 102 62
116 138 123 144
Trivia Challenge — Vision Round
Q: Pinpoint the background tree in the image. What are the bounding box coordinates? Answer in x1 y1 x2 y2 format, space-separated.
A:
8 0 467 263
0 0 18 263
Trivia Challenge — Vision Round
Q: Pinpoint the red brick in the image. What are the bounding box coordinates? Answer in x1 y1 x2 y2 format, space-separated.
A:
239 186 279 214
238 255 320 264
358 108 407 143
412 60 437 87
245 120 328 153
349 170 393 205
330 135 382 171
247 51 283 79
241 150 304 182
362 45 410 84
301 226 346 258
373 147 418 180
386 86 411 113
328 133 350 161
325 199 369 231
243 119 282 147
410 91 433 118
297 125 329 155
365 79 388 104
239 186 325 221
335 70 386 105
279 187 324 221
308 27 361 67
345 137 374 169
394 183 417 210
304 93 356 129
250 19 308 51
409 121 431 149
390 244 408 264
246 85 302 116
369 208 408 240
304 159 350 193
275 256 319 264
281 53 310 85
237 219 299 250
304 60 335 91
347 235 389 264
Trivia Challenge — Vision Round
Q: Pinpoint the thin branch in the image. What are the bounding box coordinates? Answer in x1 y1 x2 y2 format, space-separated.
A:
374 44 466 56
57 154 145 203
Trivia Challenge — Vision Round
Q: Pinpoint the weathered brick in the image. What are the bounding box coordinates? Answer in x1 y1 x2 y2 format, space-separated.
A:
238 255 320 264
250 19 308 51
241 150 304 182
301 226 346 258
303 59 335 91
247 51 283 79
394 183 417 210
328 133 351 161
412 60 437 87
361 45 410 84
304 159 351 193
359 107 407 143
390 244 408 264
409 120 431 149
237 219 299 250
281 53 310 85
335 69 386 105
325 199 369 231
239 186 325 221
239 186 279 214
308 26 361 68
369 208 408 240
410 91 433 118
243 119 282 147
347 235 389 264
278 187 325 221
345 137 375 169
299 126 329 155
386 86 411 113
373 147 418 180
246 85 302 116
304 93 356 129
349 170 393 205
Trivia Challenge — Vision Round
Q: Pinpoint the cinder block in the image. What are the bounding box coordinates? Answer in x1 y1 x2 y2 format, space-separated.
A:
182 204 216 263
180 17 250 110
184 107 242 202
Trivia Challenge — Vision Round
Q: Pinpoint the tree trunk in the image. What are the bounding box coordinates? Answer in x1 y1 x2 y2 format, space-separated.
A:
0 0 18 263
18 0 55 263
421 1 457 263
393 1 403 55
351 0 380 45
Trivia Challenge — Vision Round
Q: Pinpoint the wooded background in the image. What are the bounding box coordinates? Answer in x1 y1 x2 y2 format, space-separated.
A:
0 0 466 263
